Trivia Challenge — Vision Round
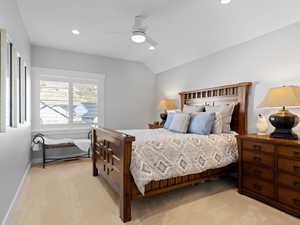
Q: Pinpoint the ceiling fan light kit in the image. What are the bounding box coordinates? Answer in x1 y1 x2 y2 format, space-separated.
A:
131 15 158 50
129 0 232 50
71 29 80 35
220 0 231 4
131 31 146 43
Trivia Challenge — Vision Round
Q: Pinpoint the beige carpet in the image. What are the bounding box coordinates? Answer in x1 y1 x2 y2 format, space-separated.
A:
8 159 300 225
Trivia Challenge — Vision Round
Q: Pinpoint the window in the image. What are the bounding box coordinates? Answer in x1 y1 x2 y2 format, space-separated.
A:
24 66 27 121
33 68 105 129
18 57 21 123
73 83 97 124
0 29 8 131
0 29 30 132
40 80 69 125
5 42 12 127
40 80 98 125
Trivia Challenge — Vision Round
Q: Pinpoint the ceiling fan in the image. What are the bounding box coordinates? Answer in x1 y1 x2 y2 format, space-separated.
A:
130 15 158 50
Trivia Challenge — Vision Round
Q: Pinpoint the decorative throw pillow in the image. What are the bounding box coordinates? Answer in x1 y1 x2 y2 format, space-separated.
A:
211 112 223 134
205 103 235 133
169 113 191 133
163 113 175 129
188 112 216 135
183 104 205 113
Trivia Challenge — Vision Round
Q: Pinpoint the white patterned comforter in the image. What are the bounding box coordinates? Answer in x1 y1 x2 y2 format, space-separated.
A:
121 128 238 194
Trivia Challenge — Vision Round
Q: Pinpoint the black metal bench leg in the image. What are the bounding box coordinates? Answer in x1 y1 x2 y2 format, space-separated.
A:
42 144 46 168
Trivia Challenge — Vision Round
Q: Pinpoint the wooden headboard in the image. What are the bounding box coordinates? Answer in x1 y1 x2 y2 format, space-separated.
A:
179 82 252 135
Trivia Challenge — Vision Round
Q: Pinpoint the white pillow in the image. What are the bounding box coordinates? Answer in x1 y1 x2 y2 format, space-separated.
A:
183 104 205 113
205 103 235 133
169 113 191 133
211 112 223 134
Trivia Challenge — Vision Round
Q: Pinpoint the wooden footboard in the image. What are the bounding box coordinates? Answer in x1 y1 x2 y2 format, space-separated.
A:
92 127 237 222
92 128 135 222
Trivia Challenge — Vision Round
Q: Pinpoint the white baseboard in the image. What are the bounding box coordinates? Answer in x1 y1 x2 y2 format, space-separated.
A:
1 162 31 225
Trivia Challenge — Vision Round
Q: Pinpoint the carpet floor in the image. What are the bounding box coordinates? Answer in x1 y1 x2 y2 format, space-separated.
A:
8 159 300 225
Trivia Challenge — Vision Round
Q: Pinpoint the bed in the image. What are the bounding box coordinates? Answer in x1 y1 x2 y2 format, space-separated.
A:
92 82 251 222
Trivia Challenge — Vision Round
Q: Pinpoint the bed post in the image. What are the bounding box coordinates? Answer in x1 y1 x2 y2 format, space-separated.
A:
120 135 135 222
92 128 135 222
237 84 251 135
92 129 98 176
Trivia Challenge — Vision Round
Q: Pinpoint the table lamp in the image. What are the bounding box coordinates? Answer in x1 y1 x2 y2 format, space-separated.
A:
158 99 176 124
258 86 300 140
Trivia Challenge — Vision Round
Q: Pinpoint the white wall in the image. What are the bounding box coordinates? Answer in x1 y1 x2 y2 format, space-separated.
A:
156 22 300 135
31 46 157 130
0 0 31 224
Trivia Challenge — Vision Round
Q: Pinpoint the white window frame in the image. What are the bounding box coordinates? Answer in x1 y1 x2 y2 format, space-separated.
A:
0 29 7 132
0 29 30 132
32 67 105 130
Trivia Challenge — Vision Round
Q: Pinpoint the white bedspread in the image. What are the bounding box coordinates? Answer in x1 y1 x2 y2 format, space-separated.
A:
121 129 238 194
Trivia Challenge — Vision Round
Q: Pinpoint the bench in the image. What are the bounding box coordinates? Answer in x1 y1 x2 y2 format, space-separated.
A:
32 131 92 168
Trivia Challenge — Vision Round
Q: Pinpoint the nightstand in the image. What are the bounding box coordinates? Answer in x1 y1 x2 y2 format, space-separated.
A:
237 134 300 218
148 123 163 129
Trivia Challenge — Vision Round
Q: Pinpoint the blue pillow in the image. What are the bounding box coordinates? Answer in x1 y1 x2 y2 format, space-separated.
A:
188 112 216 135
164 113 175 129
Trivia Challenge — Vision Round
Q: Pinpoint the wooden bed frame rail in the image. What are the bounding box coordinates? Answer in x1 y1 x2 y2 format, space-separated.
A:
92 82 252 222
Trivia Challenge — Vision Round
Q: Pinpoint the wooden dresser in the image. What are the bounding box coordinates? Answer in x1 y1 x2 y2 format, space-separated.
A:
237 134 300 218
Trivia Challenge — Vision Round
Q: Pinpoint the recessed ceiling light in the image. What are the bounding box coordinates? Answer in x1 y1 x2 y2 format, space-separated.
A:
149 46 155 50
72 29 80 35
131 31 146 43
220 0 231 4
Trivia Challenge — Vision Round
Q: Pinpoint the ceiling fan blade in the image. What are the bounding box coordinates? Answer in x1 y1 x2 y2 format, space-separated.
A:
146 35 158 47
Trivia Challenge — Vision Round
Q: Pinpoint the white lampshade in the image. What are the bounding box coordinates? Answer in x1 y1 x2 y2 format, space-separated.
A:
258 86 300 108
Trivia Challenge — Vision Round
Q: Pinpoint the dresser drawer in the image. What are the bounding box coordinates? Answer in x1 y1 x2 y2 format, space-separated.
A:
279 187 300 210
278 159 300 176
243 163 273 181
243 150 274 167
278 146 300 159
243 141 274 153
278 173 300 192
243 177 274 198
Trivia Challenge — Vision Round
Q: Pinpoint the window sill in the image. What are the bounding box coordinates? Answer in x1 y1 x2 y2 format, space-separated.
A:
32 126 93 135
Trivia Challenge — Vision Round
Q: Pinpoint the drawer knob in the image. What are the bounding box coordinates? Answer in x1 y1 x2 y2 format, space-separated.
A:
293 198 300 206
294 181 300 188
253 170 262 177
253 145 261 151
252 183 262 191
293 166 300 173
294 151 300 156
253 156 261 162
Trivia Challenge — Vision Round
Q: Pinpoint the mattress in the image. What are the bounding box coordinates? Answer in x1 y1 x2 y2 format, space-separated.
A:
121 128 238 194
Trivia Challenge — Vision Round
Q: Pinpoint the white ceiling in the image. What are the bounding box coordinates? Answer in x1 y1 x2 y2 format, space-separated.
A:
17 0 300 73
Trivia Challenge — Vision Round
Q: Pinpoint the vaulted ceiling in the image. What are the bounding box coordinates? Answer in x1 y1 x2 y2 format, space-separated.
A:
17 0 300 73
